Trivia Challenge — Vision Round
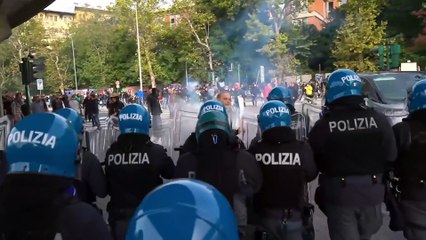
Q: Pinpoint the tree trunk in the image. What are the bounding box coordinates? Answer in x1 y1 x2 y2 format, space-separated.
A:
54 55 65 93
143 44 156 88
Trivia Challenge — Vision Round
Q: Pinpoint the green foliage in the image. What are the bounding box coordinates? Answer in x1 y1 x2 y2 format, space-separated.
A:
154 23 207 84
306 9 346 72
107 28 138 87
43 39 73 93
332 0 387 72
381 0 424 42
286 25 316 73
262 33 299 77
113 0 164 88
0 18 47 93
244 0 312 79
69 17 116 88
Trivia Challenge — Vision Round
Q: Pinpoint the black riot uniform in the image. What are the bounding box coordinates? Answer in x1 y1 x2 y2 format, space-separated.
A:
393 109 426 239
248 127 318 240
74 150 108 205
249 104 296 149
181 131 245 156
175 129 262 236
0 151 7 185
308 96 397 239
105 134 175 240
0 112 112 240
0 174 113 240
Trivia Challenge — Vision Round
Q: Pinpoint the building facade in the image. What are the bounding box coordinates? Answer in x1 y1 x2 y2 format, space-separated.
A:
34 4 110 39
295 0 347 30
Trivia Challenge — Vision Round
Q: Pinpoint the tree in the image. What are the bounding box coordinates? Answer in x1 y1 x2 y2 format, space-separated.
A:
244 0 312 80
113 0 163 88
286 24 316 73
172 0 218 83
154 23 207 84
380 0 426 68
107 27 138 87
43 39 73 93
0 18 47 92
262 33 299 78
69 16 116 88
332 0 386 72
381 0 424 43
308 9 345 72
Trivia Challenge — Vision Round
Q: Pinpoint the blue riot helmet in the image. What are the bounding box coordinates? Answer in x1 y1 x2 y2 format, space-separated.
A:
118 104 150 135
6 113 79 178
126 179 239 240
198 100 228 120
267 86 294 106
258 100 292 134
408 79 426 113
55 108 84 136
195 110 232 142
325 69 362 104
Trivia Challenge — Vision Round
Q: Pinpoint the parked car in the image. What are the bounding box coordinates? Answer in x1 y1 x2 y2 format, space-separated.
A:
359 71 426 125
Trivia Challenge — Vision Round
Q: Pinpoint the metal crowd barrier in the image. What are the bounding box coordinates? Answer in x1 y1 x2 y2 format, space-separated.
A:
83 121 173 163
83 126 120 162
301 102 322 132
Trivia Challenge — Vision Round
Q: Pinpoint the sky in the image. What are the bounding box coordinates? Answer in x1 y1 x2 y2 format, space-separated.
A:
45 0 116 12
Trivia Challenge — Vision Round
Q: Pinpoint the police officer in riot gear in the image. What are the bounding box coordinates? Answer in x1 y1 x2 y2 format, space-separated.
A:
308 69 397 240
249 86 298 148
267 86 297 114
126 179 239 240
393 79 426 240
55 108 107 206
0 150 6 185
175 109 262 237
0 113 112 240
105 104 175 240
180 100 229 154
248 101 318 240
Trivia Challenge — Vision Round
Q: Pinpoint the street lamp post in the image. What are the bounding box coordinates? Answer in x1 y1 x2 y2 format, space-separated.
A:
135 0 143 91
71 37 78 91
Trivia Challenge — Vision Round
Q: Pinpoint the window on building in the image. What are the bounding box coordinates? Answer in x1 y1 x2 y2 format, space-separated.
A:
327 0 334 17
38 13 45 19
169 15 180 28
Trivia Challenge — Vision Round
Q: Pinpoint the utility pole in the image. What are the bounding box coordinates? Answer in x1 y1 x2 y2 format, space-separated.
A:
185 62 189 87
71 37 78 91
237 63 240 84
135 0 143 91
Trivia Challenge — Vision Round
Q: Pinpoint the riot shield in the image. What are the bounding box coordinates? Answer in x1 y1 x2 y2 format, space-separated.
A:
240 113 258 148
171 103 201 163
150 120 172 158
0 115 12 151
291 113 308 141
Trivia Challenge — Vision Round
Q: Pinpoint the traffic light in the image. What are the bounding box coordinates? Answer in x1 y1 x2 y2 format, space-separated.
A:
19 56 45 85
390 44 401 69
378 45 384 70
19 58 31 85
